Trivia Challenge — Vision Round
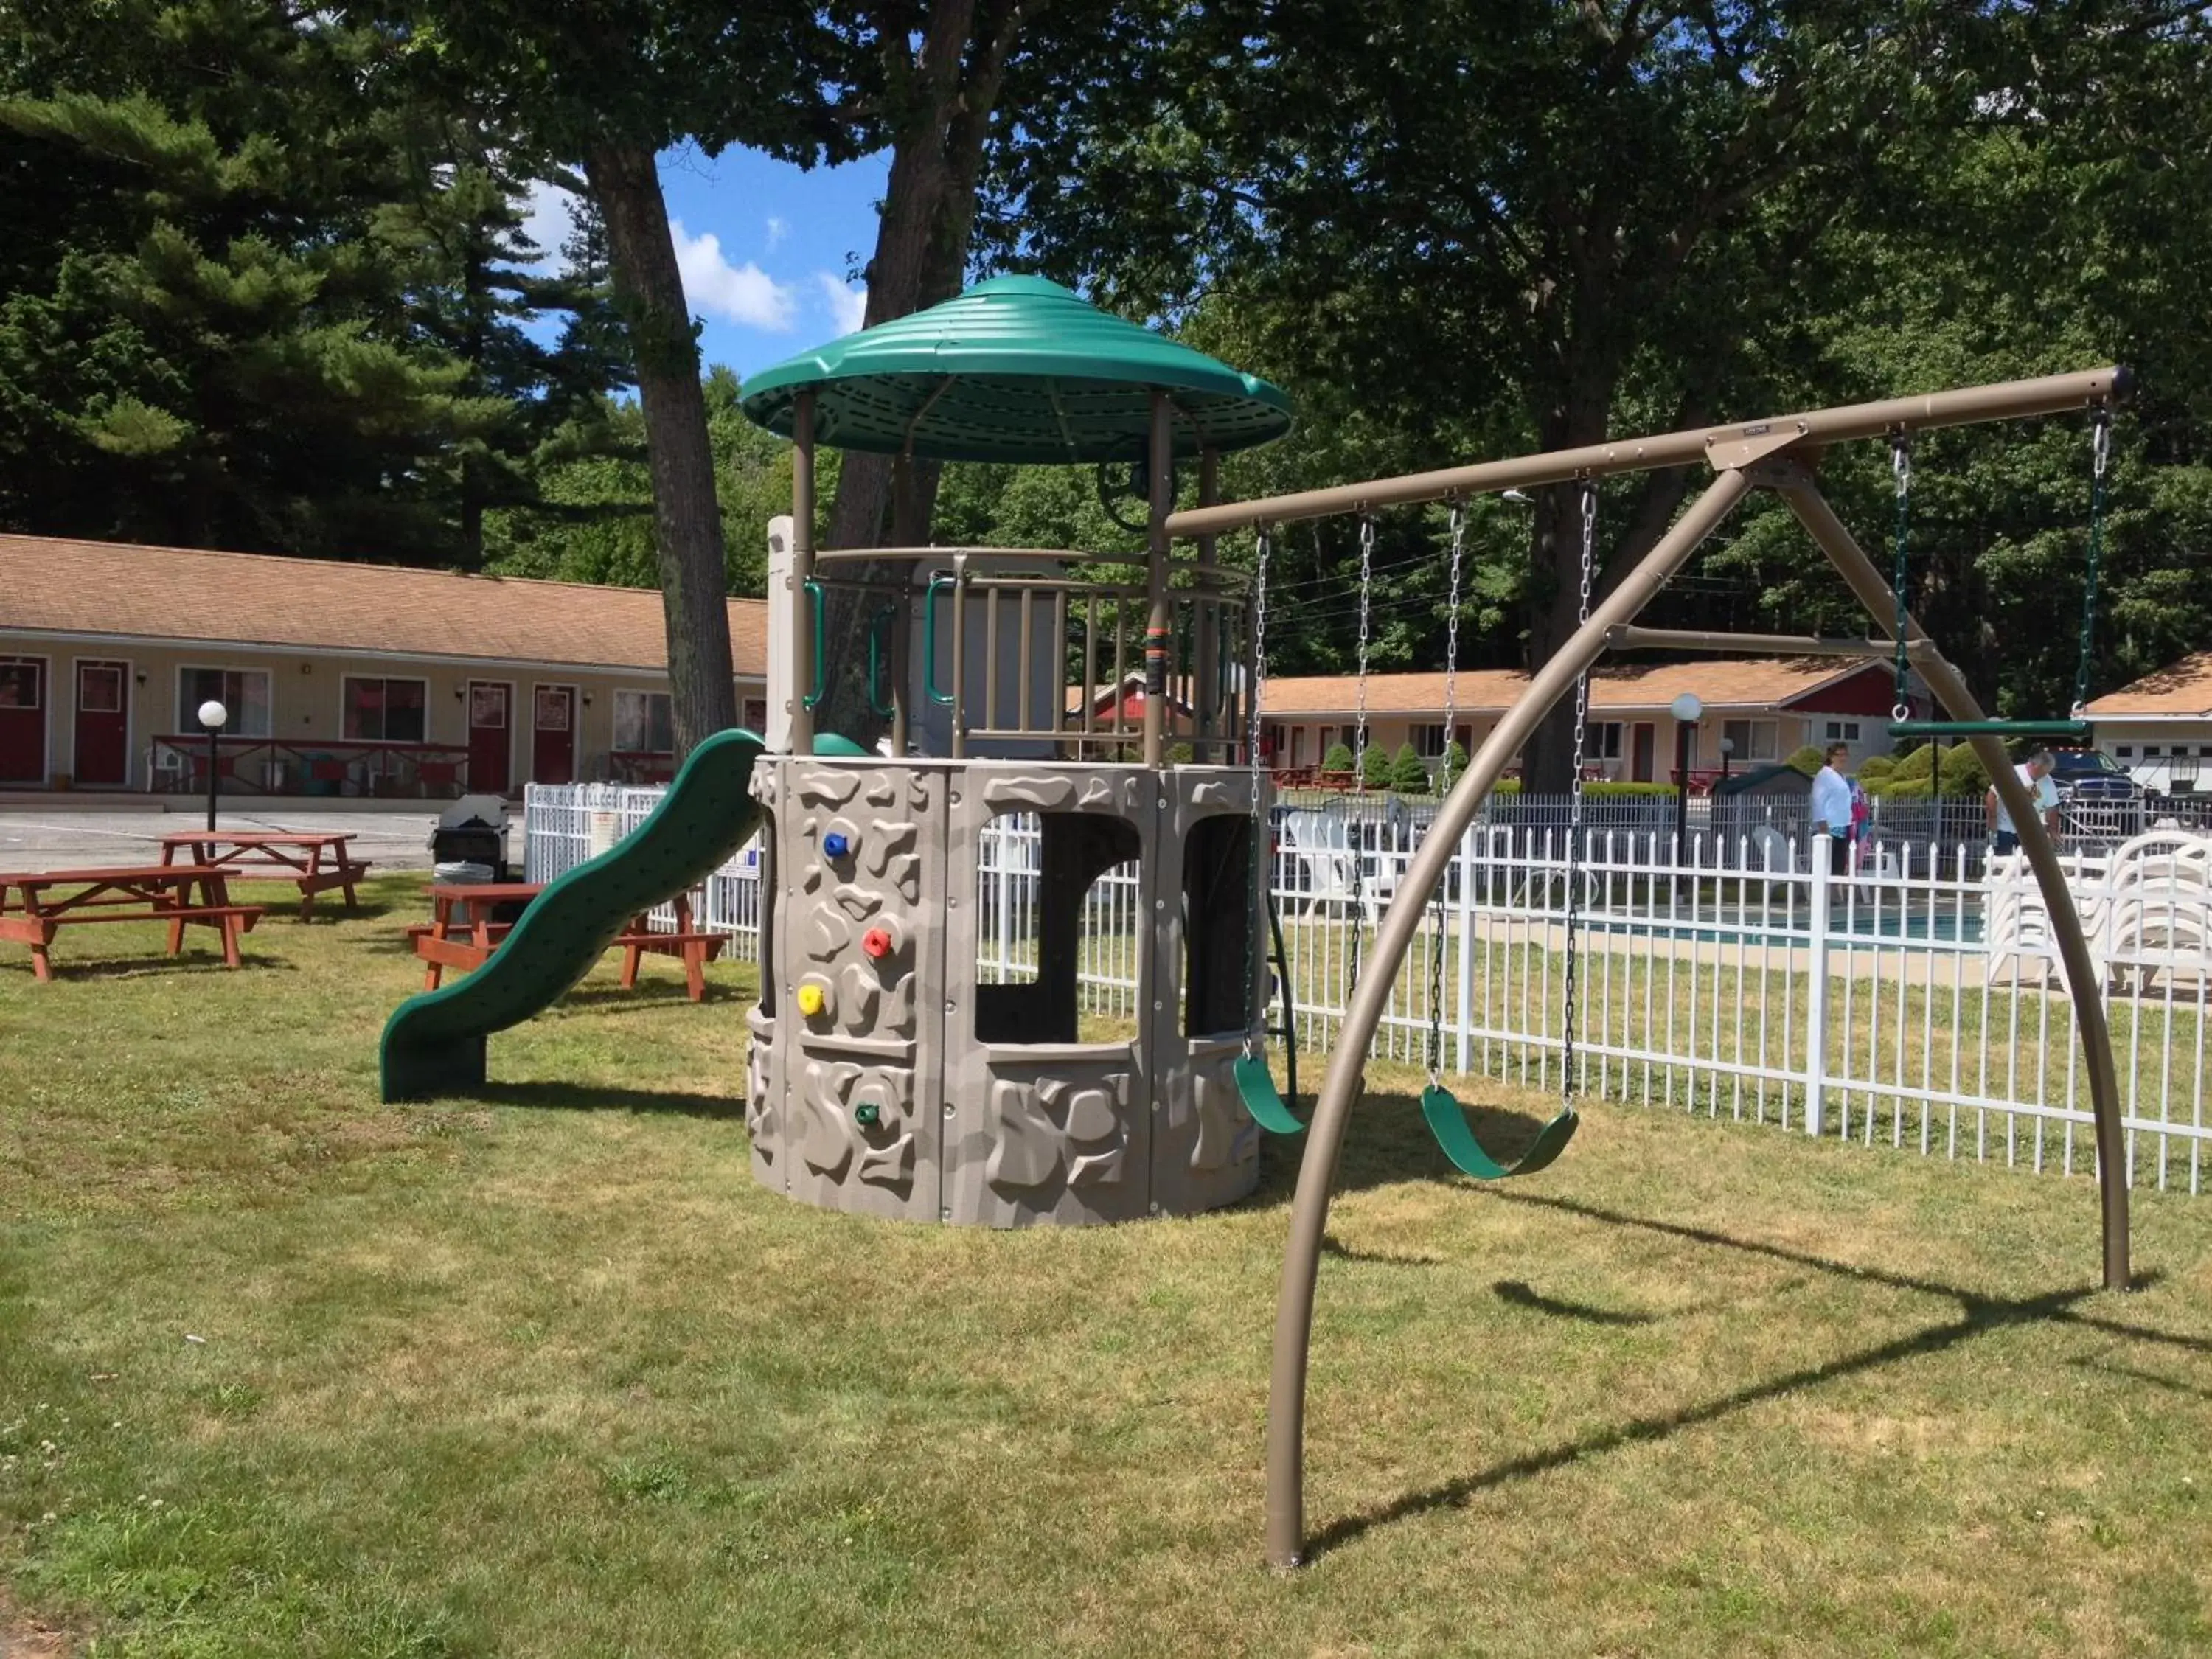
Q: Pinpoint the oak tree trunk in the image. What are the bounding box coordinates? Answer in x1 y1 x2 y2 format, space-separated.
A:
815 0 1026 745
585 137 736 759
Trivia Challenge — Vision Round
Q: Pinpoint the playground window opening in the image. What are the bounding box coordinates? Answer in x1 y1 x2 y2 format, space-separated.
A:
1183 815 1255 1040
973 810 1141 1046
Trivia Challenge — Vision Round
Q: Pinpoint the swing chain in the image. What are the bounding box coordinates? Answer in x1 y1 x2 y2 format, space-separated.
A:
1890 429 1913 719
1353 514 1376 790
1441 501 1465 793
1425 501 1470 1085
2074 406 2112 717
1560 480 1596 1102
1244 526 1273 1059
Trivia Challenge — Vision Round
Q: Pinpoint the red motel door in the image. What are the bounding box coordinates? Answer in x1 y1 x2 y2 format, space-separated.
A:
467 681 512 794
73 661 129 786
532 685 575 785
1631 722 1656 783
0 658 46 784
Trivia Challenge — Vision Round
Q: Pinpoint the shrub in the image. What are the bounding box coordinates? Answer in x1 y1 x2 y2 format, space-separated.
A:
1320 741 1354 775
1892 742 1936 782
1439 740 1471 788
1585 781 1680 798
1876 777 1933 799
1938 742 1991 796
1389 741 1432 794
1784 745 1827 777
1857 754 1897 784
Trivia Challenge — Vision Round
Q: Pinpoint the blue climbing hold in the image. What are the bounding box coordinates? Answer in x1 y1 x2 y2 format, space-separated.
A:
824 831 852 858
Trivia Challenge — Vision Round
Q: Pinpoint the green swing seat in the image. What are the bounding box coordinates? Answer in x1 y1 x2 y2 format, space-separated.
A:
1419 1085 1579 1180
1236 1053 1307 1135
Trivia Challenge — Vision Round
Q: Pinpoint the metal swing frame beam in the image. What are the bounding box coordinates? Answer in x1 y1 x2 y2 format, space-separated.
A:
1170 366 2135 1570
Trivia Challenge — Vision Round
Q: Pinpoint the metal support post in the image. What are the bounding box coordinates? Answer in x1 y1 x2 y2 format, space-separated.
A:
1262 469 1752 1568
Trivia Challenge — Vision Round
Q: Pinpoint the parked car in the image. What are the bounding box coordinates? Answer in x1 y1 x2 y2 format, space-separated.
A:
2049 747 2145 806
2049 747 2146 846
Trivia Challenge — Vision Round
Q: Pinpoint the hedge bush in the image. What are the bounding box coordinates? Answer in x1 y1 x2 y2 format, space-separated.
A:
1784 745 1827 777
1321 742 1354 774
1389 741 1431 794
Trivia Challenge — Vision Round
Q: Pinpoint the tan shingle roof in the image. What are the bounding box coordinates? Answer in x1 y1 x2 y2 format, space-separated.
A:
2084 653 2212 718
1261 658 1851 717
0 533 767 675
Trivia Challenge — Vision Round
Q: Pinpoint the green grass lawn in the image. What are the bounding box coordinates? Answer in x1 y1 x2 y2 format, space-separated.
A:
6 874 2212 1655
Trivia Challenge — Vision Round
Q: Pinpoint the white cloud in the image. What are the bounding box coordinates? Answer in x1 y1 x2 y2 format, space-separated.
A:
515 180 582 268
765 215 789 249
671 220 796 330
815 272 869 336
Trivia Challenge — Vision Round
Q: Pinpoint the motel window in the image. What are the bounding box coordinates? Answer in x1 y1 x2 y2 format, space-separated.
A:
613 689 675 754
2116 745 2134 759
1724 719 1779 762
1411 723 1449 757
1823 719 1861 742
0 658 43 710
742 697 768 733
178 667 271 736
1587 721 1624 760
342 676 427 743
2145 745 2163 759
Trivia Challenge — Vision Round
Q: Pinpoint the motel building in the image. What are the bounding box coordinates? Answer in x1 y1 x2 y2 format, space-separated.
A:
1259 658 1922 787
2084 651 2212 797
0 534 768 800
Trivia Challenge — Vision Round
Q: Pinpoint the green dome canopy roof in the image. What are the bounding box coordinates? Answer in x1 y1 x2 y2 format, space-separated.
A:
738 275 1293 463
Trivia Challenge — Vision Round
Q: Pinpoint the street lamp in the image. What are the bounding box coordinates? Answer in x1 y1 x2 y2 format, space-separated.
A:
198 698 227 832
1669 691 1703 860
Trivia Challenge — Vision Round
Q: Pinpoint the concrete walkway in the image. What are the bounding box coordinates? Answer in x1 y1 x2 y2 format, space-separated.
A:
0 807 504 874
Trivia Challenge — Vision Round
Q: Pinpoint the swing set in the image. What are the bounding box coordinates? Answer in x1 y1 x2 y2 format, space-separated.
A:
1175 364 2138 1568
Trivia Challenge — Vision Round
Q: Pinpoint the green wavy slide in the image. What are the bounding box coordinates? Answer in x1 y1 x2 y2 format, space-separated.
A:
380 728 769 1102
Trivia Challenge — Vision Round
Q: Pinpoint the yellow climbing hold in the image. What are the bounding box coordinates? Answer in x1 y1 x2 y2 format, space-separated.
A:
796 982 827 1017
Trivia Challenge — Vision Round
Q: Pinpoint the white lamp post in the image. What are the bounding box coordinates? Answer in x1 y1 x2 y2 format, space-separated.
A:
198 698 228 832
1669 692 1703 859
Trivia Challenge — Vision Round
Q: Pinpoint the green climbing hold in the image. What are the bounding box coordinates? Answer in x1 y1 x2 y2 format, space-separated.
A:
854 1101 881 1128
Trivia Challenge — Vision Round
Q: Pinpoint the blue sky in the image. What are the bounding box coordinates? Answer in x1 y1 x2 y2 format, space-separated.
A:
520 147 889 382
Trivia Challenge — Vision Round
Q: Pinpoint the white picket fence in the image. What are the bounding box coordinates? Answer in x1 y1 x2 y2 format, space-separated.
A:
524 784 2212 1193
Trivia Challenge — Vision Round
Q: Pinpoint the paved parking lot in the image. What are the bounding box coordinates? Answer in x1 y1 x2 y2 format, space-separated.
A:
0 807 507 874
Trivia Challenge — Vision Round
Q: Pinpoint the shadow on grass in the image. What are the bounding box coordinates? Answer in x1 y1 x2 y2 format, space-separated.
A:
1321 1234 1444 1267
1492 1279 1658 1326
1253 1089 1554 1206
1298 1189 2205 1561
475 1080 746 1121
557 981 728 1011
7 953 296 983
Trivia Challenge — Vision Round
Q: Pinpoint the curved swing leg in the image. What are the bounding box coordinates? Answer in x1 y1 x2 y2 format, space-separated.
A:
1419 1085 1579 1180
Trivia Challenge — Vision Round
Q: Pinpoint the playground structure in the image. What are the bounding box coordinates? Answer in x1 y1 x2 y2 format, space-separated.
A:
371 279 2132 1566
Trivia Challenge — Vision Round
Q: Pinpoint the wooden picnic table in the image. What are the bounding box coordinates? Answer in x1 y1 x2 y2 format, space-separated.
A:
159 831 373 919
409 881 725 1001
0 863 265 981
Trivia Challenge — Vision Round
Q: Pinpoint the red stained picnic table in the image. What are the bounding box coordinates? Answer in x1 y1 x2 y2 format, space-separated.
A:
408 881 725 1001
159 832 373 920
0 864 265 981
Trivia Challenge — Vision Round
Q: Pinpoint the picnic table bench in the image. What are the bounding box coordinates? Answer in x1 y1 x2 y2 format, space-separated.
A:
159 832 372 919
0 864 265 981
408 881 725 1001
